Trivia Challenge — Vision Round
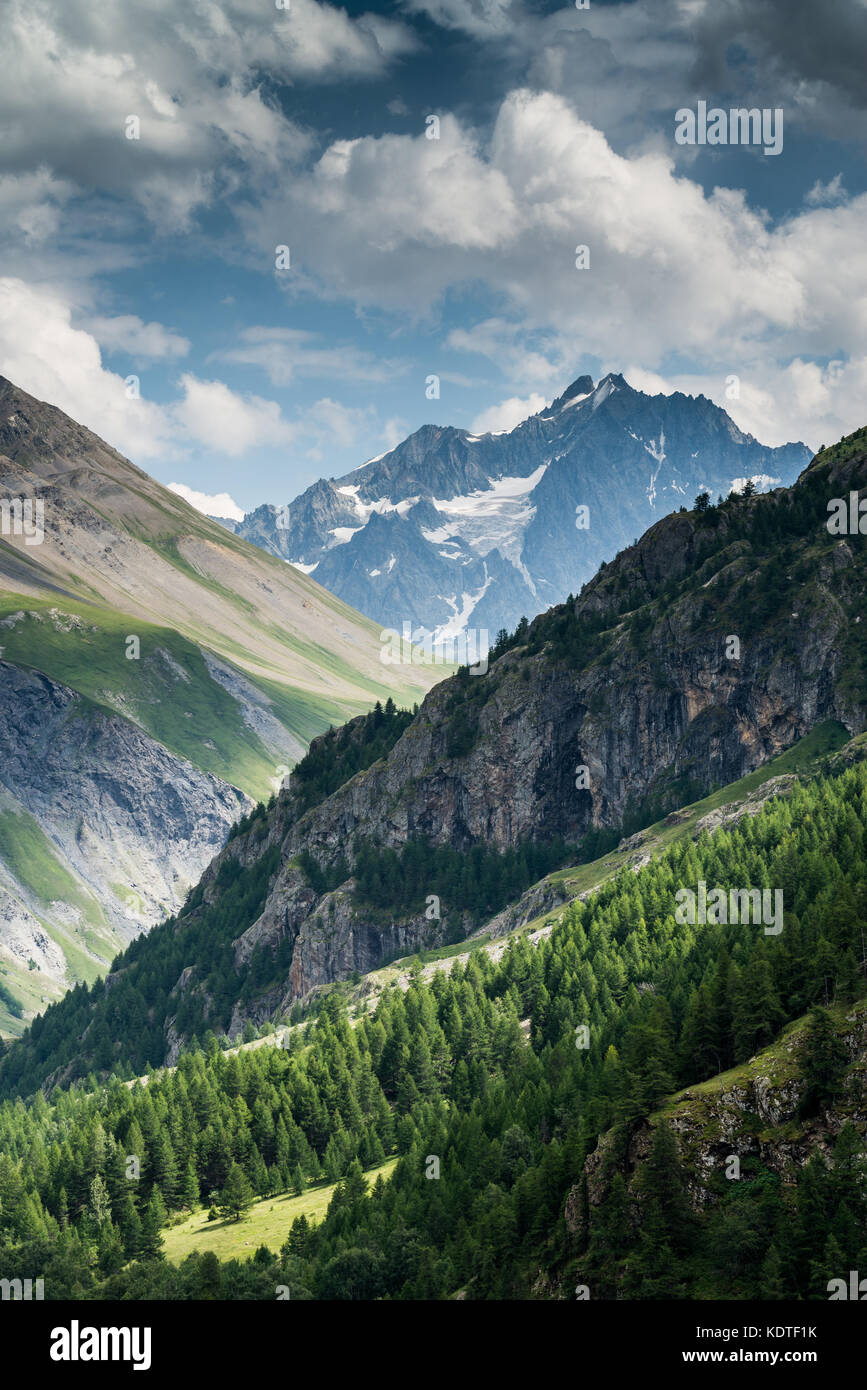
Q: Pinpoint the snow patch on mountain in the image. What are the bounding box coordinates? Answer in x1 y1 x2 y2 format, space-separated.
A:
644 430 667 506
435 564 493 642
591 378 617 410
329 525 364 545
232 371 811 648
560 391 592 411
431 464 548 563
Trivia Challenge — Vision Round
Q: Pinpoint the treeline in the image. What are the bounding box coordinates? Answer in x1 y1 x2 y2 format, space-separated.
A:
0 760 865 1297
353 836 573 921
0 845 282 1097
484 444 864 682
292 699 414 813
297 834 576 930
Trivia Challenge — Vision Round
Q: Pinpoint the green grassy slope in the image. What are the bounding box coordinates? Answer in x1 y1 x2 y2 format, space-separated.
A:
0 597 335 799
162 1158 398 1264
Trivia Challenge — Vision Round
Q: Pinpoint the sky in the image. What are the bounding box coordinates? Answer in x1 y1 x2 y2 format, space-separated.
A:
1 0 866 516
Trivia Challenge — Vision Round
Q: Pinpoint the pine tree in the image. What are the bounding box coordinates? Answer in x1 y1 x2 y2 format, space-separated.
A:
119 1195 142 1259
180 1161 199 1211
219 1163 254 1222
140 1189 167 1258
799 1007 848 1118
759 1243 786 1299
340 1158 368 1204
633 1122 695 1260
734 955 785 1059
88 1173 111 1228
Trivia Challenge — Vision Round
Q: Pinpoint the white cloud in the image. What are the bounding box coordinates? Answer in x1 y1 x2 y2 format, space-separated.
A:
0 277 383 469
167 482 245 521
409 0 867 149
0 169 75 245
0 278 296 461
238 112 519 309
620 357 867 454
471 393 546 434
173 375 296 456
446 319 571 392
403 0 517 39
257 86 867 366
304 397 375 451
0 0 415 231
241 87 867 448
212 327 399 385
382 416 409 449
805 173 847 207
87 314 190 360
0 276 177 460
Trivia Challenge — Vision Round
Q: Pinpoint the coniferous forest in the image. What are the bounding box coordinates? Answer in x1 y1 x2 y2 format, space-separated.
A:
1 4 866 1347
1 760 865 1300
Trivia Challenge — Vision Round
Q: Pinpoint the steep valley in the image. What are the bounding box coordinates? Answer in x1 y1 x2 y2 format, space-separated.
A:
3 426 866 1081
0 378 434 1030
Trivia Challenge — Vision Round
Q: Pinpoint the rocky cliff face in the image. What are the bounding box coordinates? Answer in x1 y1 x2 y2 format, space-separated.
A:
0 373 436 1027
0 660 248 1017
568 998 867 1232
171 439 866 1027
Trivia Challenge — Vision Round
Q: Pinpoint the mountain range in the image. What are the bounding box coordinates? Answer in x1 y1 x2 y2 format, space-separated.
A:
222 373 811 644
1 422 865 1308
0 378 432 1033
5 421 864 1089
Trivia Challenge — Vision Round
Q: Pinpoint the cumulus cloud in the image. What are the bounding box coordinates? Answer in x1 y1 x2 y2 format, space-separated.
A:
242 87 867 447
173 375 296 456
470 393 546 434
0 277 178 459
237 111 519 311
167 483 245 521
690 0 867 127
87 315 190 360
408 0 867 148
620 357 867 455
2 3 865 471
0 278 293 461
446 319 574 393
0 0 415 230
303 397 375 450
403 0 518 40
0 169 75 245
381 416 409 450
0 278 379 466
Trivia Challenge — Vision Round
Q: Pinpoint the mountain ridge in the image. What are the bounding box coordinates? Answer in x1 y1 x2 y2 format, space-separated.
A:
0 377 434 1030
4 426 863 1084
226 372 811 642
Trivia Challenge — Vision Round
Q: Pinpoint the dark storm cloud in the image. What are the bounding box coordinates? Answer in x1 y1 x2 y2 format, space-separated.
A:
690 0 867 112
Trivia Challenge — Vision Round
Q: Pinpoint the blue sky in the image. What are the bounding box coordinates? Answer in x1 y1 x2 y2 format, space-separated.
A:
1 0 866 514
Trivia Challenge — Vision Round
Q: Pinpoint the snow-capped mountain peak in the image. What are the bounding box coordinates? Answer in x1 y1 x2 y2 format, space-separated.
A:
226 372 811 643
